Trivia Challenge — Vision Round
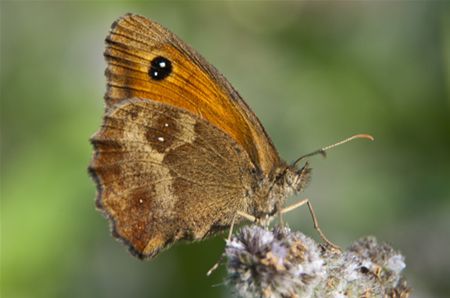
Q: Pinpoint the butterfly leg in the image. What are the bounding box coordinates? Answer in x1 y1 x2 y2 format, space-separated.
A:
236 210 255 222
276 202 285 226
281 198 341 250
206 211 257 276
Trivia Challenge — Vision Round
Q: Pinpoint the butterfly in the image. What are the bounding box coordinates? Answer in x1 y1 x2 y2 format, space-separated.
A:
89 13 372 260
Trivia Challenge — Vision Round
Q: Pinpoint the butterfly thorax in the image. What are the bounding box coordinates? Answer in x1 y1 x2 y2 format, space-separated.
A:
249 163 311 219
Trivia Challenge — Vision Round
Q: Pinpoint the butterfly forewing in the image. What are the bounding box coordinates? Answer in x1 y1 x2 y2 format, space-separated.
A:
90 98 255 258
104 13 280 175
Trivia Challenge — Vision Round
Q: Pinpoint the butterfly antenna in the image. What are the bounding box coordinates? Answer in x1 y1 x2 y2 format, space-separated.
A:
293 134 374 167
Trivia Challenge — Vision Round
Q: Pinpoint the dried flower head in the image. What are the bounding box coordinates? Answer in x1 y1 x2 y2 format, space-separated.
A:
225 225 410 298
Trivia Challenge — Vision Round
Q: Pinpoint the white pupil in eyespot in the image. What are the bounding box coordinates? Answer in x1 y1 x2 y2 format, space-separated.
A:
159 61 166 68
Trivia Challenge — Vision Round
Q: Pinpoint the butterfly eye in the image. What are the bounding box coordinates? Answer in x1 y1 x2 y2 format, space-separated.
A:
149 56 172 80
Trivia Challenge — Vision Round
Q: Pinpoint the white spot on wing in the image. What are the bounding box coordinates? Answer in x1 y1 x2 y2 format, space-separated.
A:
157 137 164 142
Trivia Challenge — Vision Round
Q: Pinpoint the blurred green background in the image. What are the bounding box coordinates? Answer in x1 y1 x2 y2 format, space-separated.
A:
2 1 449 297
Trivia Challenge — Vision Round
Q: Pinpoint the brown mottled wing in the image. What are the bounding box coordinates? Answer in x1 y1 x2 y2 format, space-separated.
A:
89 98 255 258
105 13 280 176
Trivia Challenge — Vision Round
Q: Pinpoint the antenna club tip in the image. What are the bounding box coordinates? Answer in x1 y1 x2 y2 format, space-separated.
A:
355 134 375 141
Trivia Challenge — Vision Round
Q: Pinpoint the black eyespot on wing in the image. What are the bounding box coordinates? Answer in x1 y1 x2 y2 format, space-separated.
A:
149 56 172 80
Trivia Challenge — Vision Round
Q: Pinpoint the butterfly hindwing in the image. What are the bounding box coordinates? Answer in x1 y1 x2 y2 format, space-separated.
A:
89 98 255 258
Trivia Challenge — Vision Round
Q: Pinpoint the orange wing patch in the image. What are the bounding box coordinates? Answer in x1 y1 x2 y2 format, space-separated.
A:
104 14 281 175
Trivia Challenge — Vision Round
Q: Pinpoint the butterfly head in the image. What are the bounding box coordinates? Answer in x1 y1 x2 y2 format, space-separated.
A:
289 161 312 193
253 162 311 218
